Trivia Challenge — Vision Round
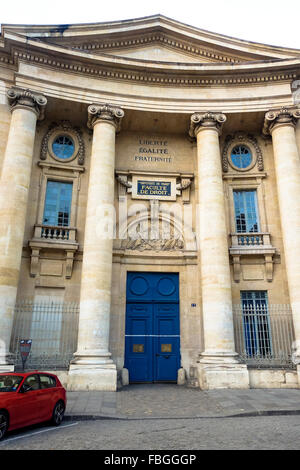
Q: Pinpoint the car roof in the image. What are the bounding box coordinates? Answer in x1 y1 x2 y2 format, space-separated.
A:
0 371 57 377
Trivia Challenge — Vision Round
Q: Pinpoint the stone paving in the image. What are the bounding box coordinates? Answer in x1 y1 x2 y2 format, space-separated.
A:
65 384 300 420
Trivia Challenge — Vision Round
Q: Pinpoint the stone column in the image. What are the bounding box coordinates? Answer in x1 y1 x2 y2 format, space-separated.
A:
264 107 300 374
189 112 249 390
0 88 47 370
69 104 124 391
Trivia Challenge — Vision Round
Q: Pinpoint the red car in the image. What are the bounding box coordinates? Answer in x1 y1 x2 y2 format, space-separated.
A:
0 371 67 440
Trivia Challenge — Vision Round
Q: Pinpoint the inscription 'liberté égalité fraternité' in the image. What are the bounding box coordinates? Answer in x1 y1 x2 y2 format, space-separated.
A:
134 138 172 163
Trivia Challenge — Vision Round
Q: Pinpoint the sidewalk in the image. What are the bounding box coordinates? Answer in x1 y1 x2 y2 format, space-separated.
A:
65 384 300 420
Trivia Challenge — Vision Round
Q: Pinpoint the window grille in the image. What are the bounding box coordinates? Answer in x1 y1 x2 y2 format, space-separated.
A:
241 291 272 358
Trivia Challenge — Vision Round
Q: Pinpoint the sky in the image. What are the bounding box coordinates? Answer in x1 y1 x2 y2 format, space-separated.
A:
0 0 299 50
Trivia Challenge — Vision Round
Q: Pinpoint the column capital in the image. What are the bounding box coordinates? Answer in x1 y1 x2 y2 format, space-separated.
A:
87 103 125 131
7 87 47 120
189 111 227 138
263 107 300 136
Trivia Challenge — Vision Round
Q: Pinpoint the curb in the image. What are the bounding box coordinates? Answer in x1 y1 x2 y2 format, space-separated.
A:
64 409 300 421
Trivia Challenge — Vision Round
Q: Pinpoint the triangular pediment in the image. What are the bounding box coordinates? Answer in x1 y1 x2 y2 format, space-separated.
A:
91 44 221 64
2 14 300 66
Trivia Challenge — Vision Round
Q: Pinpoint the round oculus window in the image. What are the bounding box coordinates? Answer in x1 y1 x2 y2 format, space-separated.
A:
230 145 252 169
52 135 75 160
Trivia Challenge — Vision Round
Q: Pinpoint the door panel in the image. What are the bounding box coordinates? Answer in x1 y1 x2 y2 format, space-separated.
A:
126 274 152 302
154 304 180 382
125 303 153 382
152 275 179 302
125 273 180 383
126 272 179 303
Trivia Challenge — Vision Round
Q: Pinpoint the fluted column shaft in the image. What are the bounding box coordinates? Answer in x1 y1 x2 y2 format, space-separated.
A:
0 88 47 368
264 108 300 360
73 104 124 366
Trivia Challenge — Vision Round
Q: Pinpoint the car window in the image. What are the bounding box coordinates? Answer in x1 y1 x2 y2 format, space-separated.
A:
39 374 56 389
0 375 23 392
23 374 40 391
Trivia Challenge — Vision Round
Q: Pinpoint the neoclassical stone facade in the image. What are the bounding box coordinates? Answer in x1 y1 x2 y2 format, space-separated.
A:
1 15 300 390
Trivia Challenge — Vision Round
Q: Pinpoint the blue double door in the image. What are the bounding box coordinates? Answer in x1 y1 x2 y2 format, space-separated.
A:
125 272 180 383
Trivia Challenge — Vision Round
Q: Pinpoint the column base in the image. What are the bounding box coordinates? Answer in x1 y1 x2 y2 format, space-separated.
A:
68 363 117 391
0 353 15 372
297 365 300 387
196 353 249 390
0 364 15 373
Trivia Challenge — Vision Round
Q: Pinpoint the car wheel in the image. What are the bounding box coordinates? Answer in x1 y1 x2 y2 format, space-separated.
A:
51 401 65 426
0 412 8 440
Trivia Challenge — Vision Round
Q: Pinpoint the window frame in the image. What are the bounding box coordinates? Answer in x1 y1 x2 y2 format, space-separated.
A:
42 179 73 228
36 168 80 231
22 374 41 392
48 129 79 164
230 144 253 171
233 189 260 233
39 374 57 389
52 134 76 162
226 177 268 235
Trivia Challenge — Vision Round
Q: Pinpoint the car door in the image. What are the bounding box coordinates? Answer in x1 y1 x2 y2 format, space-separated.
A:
9 374 42 429
38 374 57 421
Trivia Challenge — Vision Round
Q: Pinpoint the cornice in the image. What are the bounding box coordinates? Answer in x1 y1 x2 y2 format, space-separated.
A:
1 27 300 91
8 49 299 88
2 29 300 74
3 14 300 60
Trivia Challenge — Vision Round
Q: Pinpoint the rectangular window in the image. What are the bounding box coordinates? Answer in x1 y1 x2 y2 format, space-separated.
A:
241 291 272 357
233 190 259 233
43 181 73 227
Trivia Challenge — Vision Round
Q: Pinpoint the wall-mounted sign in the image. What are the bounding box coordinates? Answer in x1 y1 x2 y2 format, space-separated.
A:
137 181 171 197
132 175 177 201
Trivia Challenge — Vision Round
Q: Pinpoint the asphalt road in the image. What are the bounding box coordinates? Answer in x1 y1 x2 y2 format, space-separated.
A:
0 415 300 451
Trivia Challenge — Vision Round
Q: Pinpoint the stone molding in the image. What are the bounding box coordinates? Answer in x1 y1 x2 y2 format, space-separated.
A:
116 174 132 189
40 120 85 165
87 103 125 131
7 87 47 120
73 33 243 64
263 107 300 136
9 51 298 88
222 132 264 172
189 112 226 138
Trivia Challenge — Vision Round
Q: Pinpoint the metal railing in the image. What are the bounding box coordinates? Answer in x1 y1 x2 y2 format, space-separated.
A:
10 301 80 370
233 304 295 368
9 301 296 371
